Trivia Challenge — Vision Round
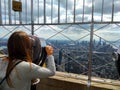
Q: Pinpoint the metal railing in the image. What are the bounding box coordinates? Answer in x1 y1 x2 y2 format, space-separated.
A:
0 0 120 89
0 0 120 25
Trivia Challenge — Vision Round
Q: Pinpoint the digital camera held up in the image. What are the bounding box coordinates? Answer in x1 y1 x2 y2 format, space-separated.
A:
29 35 47 66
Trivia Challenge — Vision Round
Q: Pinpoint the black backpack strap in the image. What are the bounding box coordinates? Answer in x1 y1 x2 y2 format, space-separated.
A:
0 60 22 85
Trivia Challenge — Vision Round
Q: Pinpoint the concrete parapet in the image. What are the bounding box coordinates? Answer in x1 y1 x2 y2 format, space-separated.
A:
37 71 120 90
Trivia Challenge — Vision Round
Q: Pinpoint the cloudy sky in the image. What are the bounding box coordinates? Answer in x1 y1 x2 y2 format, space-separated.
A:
0 0 120 44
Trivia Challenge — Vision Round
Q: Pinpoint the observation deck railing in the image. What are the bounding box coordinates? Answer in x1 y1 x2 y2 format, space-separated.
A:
0 0 120 89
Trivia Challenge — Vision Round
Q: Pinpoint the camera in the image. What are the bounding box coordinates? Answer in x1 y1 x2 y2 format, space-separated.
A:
29 35 47 66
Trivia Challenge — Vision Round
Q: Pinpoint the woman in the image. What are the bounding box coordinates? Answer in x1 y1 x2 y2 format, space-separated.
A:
0 31 56 90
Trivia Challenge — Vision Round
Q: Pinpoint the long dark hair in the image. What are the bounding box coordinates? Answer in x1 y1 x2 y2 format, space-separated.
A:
6 31 32 87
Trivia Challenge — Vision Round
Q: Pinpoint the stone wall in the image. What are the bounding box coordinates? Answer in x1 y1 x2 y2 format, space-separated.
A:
36 72 120 90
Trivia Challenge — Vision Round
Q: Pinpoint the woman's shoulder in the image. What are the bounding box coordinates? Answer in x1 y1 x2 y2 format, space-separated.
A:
16 61 30 68
14 61 40 78
16 61 39 71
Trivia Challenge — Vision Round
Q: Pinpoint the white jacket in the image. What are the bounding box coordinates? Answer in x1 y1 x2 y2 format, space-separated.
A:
0 55 56 90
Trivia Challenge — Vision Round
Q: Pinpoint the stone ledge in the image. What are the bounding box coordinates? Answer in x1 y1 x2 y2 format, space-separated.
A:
37 71 120 90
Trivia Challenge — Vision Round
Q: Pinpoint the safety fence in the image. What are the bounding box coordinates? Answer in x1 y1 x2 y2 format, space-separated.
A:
0 0 120 89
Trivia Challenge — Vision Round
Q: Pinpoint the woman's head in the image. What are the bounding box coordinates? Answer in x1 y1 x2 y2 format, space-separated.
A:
7 31 32 62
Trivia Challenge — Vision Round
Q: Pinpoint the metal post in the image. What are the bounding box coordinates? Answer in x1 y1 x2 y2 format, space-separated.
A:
31 0 34 35
44 0 46 24
66 0 68 23
51 0 53 23
0 0 2 24
73 0 76 23
58 0 60 23
25 0 27 24
87 0 94 90
82 0 85 22
38 0 39 23
111 0 114 22
8 0 11 24
101 0 104 22
19 0 22 24
4 0 6 24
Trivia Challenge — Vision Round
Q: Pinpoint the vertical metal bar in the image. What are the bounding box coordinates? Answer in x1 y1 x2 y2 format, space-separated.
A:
111 0 114 22
38 0 39 23
88 23 94 90
13 0 16 24
31 0 33 24
19 0 22 24
31 24 34 35
101 0 104 22
73 0 76 23
51 0 53 23
8 0 11 24
66 0 68 23
4 0 6 24
0 0 2 24
44 0 46 24
88 0 94 90
31 0 34 35
58 0 60 23
25 0 27 24
82 0 85 22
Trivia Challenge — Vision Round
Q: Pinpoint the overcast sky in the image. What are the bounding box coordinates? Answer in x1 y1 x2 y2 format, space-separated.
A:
0 0 120 44
1 0 120 23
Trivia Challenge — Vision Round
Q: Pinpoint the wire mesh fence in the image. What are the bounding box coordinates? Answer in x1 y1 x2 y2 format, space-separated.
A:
0 0 120 88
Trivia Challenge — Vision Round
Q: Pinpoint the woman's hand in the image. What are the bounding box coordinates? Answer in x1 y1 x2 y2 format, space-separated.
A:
45 45 54 56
